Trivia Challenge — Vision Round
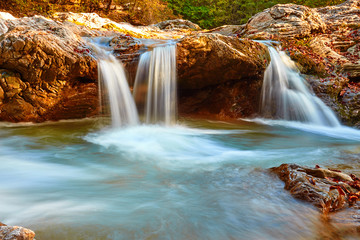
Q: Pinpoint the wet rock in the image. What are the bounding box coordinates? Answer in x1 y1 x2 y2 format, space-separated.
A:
177 33 269 90
270 164 360 212
0 223 35 240
179 78 263 120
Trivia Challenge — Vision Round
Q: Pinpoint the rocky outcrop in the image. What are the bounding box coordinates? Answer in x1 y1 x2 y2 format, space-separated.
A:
271 164 360 212
0 223 35 240
0 14 100 122
318 0 360 29
52 12 186 39
241 4 326 39
0 15 97 85
176 33 269 119
177 33 269 89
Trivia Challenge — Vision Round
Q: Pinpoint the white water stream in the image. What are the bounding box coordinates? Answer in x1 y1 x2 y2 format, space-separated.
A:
88 39 139 127
260 44 340 127
98 55 140 127
133 43 177 125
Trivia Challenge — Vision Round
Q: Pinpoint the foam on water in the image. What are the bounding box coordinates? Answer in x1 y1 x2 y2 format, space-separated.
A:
246 118 360 141
84 124 335 170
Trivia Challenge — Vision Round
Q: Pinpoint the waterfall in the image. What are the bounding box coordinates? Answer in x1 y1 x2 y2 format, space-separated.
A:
260 44 341 127
98 55 140 127
133 44 177 125
89 38 139 127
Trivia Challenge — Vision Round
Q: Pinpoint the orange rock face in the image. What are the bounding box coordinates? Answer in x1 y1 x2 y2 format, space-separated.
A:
177 33 269 119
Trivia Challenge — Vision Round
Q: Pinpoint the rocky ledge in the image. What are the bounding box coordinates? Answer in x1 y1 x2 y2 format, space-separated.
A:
0 11 269 122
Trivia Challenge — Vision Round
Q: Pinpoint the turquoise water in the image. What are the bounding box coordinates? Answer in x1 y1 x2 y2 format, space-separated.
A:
0 118 360 239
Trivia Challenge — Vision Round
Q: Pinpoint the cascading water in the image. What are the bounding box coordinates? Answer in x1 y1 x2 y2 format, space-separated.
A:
133 43 177 125
98 55 140 127
260 43 341 127
89 39 139 127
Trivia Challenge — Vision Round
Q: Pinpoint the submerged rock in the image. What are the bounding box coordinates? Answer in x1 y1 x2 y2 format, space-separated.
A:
0 223 35 240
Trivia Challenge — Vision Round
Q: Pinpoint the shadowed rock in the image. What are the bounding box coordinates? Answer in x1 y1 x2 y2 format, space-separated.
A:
176 33 269 119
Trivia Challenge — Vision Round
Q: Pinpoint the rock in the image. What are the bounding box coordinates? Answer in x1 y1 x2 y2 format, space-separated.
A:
52 12 163 39
270 164 360 212
152 19 201 31
317 0 360 30
0 15 97 85
179 78 263 120
242 4 326 39
176 33 269 119
177 33 269 90
206 24 246 36
0 15 100 122
0 12 16 36
0 223 35 240
42 82 99 121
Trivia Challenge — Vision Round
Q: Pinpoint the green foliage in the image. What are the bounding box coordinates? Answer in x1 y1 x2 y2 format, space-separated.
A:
166 0 215 28
165 0 347 29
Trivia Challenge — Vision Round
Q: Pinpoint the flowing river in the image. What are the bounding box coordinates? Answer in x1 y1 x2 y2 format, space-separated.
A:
1 117 360 239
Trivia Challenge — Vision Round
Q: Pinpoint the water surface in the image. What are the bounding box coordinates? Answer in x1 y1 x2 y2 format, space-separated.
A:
0 118 359 239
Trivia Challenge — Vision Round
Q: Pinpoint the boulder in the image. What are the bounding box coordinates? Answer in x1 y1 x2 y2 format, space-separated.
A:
242 4 326 39
0 15 100 122
270 164 360 212
0 15 97 85
0 223 35 240
176 33 269 119
177 33 269 89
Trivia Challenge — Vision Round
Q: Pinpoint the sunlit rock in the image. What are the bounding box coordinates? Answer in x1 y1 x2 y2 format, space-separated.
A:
0 223 35 240
242 4 326 39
